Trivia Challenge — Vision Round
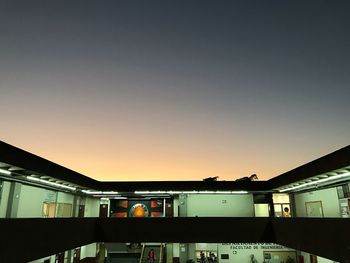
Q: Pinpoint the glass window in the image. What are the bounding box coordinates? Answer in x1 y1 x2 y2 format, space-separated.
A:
337 186 345 199
273 193 290 204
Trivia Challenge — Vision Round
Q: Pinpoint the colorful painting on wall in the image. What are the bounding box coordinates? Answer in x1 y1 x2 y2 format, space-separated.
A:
110 198 164 218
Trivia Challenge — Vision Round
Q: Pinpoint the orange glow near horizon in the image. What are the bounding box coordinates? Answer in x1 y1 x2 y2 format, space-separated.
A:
2 134 346 182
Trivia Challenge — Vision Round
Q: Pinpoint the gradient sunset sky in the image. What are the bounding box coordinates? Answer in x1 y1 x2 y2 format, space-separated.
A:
1 1 349 181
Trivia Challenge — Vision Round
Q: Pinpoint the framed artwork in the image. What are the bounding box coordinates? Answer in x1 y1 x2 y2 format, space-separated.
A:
305 201 324 218
110 198 164 217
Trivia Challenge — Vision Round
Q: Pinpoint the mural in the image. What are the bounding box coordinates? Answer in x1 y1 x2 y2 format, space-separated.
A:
110 199 164 218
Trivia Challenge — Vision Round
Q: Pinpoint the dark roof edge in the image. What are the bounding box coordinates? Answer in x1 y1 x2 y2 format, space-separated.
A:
268 145 350 189
0 140 99 189
98 180 271 192
1 140 349 192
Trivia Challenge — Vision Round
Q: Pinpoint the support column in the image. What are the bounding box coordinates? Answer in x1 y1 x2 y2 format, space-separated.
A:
178 194 187 217
267 193 275 217
6 182 21 218
179 243 189 263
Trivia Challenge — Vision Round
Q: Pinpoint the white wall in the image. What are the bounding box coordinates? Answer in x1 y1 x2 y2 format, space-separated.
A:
186 194 254 217
56 191 74 204
0 181 11 217
17 185 49 217
218 243 295 263
167 243 173 263
81 243 97 259
173 197 179 217
16 184 75 218
294 187 341 217
188 243 196 260
84 197 100 217
173 243 180 257
254 204 270 217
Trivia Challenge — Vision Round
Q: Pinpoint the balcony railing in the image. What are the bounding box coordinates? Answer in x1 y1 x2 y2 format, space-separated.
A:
0 217 349 263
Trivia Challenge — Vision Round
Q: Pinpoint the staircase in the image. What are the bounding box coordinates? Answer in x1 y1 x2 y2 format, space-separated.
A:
139 244 164 263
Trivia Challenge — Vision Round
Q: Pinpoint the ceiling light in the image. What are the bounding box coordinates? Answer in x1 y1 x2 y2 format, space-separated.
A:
82 190 102 195
27 176 76 191
279 172 350 192
182 191 199 194
0 168 11 175
231 191 248 194
134 191 150 194
134 191 168 195
215 191 232 194
102 191 119 195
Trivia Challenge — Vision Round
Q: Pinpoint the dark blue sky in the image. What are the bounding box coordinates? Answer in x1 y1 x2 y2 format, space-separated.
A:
1 1 349 180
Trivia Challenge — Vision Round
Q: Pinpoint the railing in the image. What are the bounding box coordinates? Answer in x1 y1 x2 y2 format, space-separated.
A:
159 243 163 263
139 243 146 263
0 217 349 263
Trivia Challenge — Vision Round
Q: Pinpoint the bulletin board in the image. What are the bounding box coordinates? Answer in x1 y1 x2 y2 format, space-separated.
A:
263 251 297 263
305 201 324 218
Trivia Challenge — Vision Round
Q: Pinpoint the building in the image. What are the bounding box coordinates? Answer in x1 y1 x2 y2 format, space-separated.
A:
0 141 349 263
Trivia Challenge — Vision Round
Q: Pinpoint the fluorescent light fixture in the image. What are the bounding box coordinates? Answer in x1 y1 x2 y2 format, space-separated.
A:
0 168 11 175
82 190 119 195
94 194 121 197
135 191 168 195
135 191 150 194
279 172 350 192
82 190 102 195
102 191 119 195
166 191 182 194
231 191 248 194
182 191 199 194
27 176 76 191
134 190 248 195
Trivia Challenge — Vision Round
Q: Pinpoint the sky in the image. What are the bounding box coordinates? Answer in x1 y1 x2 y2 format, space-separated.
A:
0 1 349 181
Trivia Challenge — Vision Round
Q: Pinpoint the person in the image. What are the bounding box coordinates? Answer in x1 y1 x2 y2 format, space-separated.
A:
200 251 206 263
250 254 258 263
283 207 291 217
148 249 156 263
209 253 216 263
286 256 295 263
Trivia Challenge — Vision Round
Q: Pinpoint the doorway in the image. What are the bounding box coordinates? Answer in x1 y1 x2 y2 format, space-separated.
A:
100 204 108 218
55 252 64 263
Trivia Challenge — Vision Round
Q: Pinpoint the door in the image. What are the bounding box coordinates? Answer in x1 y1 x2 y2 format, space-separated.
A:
78 205 85 218
73 247 81 263
100 204 108 218
165 199 173 217
55 252 64 263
